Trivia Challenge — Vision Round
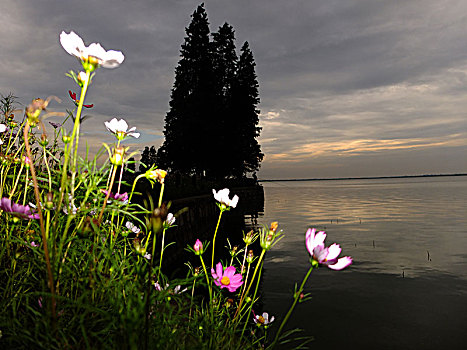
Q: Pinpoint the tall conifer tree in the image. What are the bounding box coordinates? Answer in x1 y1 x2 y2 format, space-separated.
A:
229 41 263 176
157 5 263 179
211 23 238 178
158 4 216 175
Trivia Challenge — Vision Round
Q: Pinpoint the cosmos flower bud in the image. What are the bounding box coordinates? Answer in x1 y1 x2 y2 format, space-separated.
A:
45 192 54 210
110 147 125 166
270 221 278 233
193 239 203 255
230 246 238 257
77 71 88 86
62 133 71 144
22 156 31 169
246 250 254 264
243 230 254 244
145 168 167 184
39 134 49 147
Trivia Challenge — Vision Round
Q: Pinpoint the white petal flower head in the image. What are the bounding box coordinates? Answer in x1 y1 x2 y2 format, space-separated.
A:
105 118 140 140
253 312 275 327
212 188 239 209
60 31 124 70
125 221 141 234
0 124 7 133
165 213 176 226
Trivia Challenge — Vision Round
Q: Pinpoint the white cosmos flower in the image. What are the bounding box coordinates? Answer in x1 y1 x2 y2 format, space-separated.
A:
125 221 141 234
0 124 7 145
60 31 124 69
165 213 176 226
253 312 275 326
104 118 140 140
212 188 239 208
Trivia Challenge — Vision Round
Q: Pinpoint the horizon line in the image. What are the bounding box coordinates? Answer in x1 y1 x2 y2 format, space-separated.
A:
258 173 467 182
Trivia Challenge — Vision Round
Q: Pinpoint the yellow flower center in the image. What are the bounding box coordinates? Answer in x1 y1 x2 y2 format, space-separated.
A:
257 316 265 324
220 276 230 286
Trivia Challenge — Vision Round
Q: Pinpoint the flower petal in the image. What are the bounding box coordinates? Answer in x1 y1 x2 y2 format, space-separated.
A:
60 31 85 58
230 195 239 208
327 256 353 270
326 243 342 261
223 266 236 278
313 245 328 263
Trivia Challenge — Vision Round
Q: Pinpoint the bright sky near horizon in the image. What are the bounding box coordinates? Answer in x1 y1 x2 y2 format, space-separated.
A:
1 0 466 179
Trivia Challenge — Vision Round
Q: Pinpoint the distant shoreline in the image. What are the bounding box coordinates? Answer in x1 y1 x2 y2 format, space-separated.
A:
259 173 467 182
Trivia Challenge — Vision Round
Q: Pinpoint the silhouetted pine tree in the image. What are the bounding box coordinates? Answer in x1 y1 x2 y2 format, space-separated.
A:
139 146 158 172
229 41 263 176
157 4 217 176
157 5 263 179
211 23 238 178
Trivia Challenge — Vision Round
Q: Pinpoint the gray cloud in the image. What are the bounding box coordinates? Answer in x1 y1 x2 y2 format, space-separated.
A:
1 0 466 179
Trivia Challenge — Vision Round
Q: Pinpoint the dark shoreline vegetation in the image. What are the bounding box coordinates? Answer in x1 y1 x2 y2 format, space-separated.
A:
259 173 467 182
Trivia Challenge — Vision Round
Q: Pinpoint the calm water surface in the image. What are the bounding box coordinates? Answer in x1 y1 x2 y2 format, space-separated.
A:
258 176 467 349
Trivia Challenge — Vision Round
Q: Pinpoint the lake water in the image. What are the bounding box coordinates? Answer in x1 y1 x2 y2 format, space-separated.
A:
257 176 467 349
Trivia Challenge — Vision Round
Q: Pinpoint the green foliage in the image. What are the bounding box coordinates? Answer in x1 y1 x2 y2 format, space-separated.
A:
0 23 315 350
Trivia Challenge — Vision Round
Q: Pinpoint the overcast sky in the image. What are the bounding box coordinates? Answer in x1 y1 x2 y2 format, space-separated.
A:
1 0 466 179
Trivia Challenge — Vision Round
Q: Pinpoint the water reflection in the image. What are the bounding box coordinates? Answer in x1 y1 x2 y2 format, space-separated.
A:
259 176 467 349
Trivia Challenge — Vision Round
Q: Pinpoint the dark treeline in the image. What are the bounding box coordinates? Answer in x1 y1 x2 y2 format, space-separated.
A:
141 3 263 180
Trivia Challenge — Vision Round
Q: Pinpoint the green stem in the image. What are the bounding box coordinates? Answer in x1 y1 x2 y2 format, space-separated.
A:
234 249 266 322
241 260 264 337
199 254 213 307
268 265 314 349
9 163 24 199
189 277 196 320
158 182 165 208
98 163 118 223
157 228 167 281
41 145 53 191
211 210 224 268
58 70 91 213
24 121 56 325
71 70 91 170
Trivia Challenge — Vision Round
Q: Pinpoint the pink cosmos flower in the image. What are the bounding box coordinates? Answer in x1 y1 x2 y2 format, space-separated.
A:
211 262 243 292
101 190 128 204
306 228 352 270
0 197 39 219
